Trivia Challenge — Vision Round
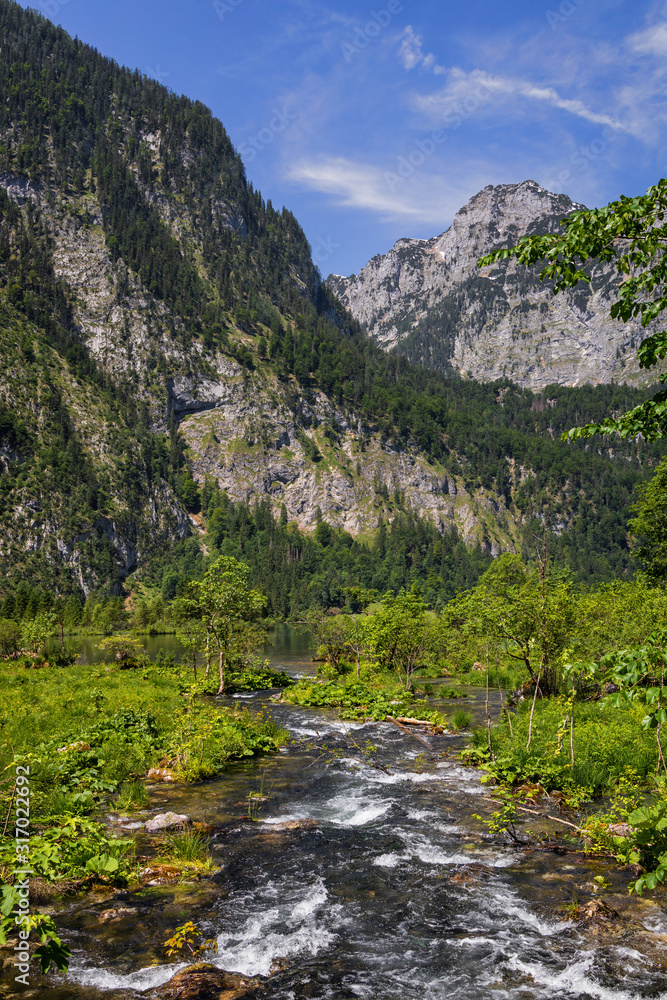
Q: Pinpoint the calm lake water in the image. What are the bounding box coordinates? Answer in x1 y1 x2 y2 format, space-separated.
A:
47 623 313 672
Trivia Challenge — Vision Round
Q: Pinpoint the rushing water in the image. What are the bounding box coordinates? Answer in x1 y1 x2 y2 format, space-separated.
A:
10 630 667 998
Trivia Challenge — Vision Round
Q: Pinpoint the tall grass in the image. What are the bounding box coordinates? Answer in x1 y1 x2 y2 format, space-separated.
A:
473 699 660 796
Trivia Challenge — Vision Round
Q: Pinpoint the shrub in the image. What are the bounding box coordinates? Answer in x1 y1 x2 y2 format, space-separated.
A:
0 619 21 658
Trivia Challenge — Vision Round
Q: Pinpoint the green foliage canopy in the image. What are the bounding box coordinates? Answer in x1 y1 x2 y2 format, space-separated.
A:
628 457 667 583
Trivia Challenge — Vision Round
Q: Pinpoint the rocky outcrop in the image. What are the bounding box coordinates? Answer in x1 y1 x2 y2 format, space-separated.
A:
328 181 656 390
153 963 259 1000
178 359 517 553
144 812 191 832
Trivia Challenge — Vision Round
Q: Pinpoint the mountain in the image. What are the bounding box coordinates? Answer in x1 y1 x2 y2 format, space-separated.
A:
0 1 663 598
327 181 657 390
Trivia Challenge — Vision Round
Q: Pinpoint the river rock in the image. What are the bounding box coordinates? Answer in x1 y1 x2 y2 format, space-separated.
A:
153 963 258 999
147 767 176 782
145 812 191 832
579 898 619 923
262 819 318 832
607 822 633 839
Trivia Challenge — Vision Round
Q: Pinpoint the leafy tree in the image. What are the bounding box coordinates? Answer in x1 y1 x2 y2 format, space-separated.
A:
628 458 667 583
194 556 265 695
175 620 208 681
364 587 437 689
294 608 353 674
21 612 57 655
97 634 145 668
601 629 667 775
479 179 667 441
444 554 580 696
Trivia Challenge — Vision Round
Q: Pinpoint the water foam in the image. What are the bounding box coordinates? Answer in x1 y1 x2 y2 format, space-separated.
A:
263 787 393 829
373 852 403 868
214 878 338 977
69 960 187 991
507 953 641 1000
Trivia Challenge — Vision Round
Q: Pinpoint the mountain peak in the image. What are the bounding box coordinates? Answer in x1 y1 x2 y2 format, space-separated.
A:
327 180 645 390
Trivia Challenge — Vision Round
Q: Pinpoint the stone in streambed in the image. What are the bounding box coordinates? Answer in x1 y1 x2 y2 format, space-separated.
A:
579 898 619 923
153 963 259 999
607 822 633 839
145 812 191 832
147 767 177 782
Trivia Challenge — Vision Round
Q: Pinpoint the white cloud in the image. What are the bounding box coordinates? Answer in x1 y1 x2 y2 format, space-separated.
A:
627 22 667 56
398 26 445 75
411 67 623 131
286 156 481 224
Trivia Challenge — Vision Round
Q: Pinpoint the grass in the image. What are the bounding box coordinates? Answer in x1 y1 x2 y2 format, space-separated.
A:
163 830 212 868
0 657 286 887
115 780 149 812
466 698 661 795
451 709 472 730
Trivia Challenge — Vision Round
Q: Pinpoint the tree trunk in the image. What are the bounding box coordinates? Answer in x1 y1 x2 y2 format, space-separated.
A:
217 648 225 696
526 656 544 750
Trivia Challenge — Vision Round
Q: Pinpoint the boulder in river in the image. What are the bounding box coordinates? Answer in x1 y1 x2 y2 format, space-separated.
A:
145 812 191 832
147 767 176 782
607 822 633 839
152 962 259 999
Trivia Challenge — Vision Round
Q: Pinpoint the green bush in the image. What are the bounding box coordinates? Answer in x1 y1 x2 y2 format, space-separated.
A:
283 675 445 724
467 699 659 795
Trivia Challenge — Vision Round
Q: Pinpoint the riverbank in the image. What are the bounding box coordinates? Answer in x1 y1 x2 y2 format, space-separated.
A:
3 627 667 997
3 681 667 999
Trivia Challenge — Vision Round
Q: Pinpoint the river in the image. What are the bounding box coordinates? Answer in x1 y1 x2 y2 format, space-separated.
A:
11 630 667 998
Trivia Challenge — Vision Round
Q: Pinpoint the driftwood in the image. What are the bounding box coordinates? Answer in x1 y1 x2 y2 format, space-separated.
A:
386 716 434 748
483 795 584 835
393 715 435 727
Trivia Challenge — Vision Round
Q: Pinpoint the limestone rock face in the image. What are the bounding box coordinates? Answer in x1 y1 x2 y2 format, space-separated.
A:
0 164 518 577
328 181 653 390
177 359 517 553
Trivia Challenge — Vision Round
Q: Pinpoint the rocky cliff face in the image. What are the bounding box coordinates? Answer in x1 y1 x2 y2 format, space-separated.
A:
0 4 658 595
174 363 516 555
0 166 516 592
328 181 653 390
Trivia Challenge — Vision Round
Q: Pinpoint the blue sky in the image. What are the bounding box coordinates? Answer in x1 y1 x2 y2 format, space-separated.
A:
20 0 667 276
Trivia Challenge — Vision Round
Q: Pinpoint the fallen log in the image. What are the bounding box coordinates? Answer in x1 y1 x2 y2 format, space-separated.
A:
386 716 435 748
394 716 435 727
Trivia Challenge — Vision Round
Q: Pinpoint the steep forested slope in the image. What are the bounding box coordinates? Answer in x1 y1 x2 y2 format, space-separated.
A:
0 0 663 599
